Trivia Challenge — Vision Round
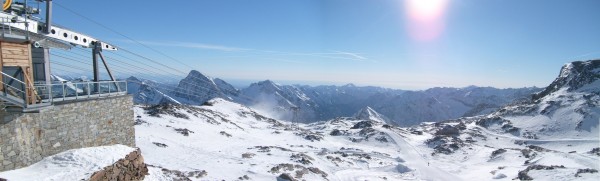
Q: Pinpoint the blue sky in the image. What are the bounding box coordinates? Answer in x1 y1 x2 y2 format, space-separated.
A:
48 0 600 90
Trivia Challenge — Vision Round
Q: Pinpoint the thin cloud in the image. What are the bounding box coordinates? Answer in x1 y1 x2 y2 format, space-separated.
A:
331 51 367 60
116 39 249 52
256 50 371 62
116 39 372 62
173 42 250 52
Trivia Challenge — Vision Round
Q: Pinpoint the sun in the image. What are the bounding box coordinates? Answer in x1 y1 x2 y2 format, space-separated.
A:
404 0 450 42
406 0 448 21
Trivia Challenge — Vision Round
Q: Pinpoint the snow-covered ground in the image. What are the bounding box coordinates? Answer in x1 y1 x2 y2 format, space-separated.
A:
0 145 135 181
135 98 598 180
404 121 599 181
135 98 436 180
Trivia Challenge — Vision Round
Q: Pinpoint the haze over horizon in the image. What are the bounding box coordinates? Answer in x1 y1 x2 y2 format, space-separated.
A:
50 0 600 90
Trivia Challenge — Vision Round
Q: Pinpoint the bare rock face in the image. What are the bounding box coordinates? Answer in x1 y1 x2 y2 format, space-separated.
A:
435 125 460 136
532 60 600 100
351 121 373 129
89 148 149 181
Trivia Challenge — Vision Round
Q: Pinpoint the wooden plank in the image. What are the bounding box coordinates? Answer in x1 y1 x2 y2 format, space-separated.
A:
2 49 29 55
2 58 29 63
2 51 28 57
2 54 30 60
22 66 40 104
2 59 28 63
1 43 28 48
4 62 30 67
1 47 28 53
1 47 28 51
2 48 27 52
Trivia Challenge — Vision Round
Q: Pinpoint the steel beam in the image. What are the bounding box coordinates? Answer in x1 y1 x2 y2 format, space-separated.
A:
45 0 52 34
92 42 100 92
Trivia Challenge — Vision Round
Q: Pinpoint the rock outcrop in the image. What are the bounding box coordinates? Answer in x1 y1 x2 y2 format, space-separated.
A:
89 148 148 181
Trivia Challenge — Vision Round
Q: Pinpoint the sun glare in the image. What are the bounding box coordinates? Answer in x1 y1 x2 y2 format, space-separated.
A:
405 0 449 42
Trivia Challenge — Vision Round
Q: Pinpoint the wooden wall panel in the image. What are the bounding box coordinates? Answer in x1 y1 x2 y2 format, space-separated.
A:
1 42 31 67
0 41 36 102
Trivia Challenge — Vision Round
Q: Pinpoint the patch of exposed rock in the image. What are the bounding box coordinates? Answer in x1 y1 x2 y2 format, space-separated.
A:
351 121 373 129
516 165 565 180
270 164 327 180
89 148 148 181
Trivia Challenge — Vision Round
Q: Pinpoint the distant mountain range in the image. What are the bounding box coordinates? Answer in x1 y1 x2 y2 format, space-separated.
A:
126 69 542 126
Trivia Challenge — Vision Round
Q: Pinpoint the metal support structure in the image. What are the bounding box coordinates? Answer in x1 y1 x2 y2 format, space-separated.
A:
42 48 51 84
92 41 100 92
45 0 52 34
97 50 121 91
97 52 115 81
43 47 52 100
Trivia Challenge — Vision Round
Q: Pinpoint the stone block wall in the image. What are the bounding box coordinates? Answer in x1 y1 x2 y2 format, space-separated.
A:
0 95 135 171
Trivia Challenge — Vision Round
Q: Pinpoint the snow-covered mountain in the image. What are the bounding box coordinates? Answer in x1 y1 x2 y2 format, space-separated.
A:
173 70 241 104
475 59 600 139
127 76 180 105
299 84 403 121
374 86 541 126
239 80 319 122
126 70 539 126
353 106 391 124
394 60 600 180
127 71 242 105
238 81 539 126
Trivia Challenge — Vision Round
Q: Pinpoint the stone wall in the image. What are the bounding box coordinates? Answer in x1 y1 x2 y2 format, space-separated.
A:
89 148 148 181
0 95 135 171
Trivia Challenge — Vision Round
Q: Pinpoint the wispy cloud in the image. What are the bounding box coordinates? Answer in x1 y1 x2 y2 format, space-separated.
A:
256 50 372 62
331 51 368 60
170 42 250 51
116 39 372 62
116 39 249 52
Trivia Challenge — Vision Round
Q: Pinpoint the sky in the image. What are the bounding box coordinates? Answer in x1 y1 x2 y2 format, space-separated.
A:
43 0 600 90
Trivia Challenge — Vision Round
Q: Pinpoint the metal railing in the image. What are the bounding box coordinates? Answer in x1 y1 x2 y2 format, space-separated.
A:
34 81 127 103
1 71 29 107
0 16 14 35
1 70 127 110
0 15 30 39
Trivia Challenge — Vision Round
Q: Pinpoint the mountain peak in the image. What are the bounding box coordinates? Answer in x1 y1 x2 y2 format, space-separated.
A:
252 80 281 92
187 70 211 80
343 83 356 87
127 76 140 82
353 106 389 123
258 79 277 85
533 59 600 100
